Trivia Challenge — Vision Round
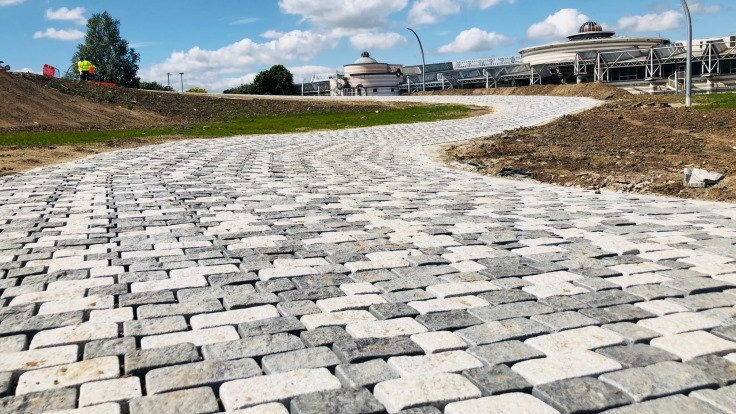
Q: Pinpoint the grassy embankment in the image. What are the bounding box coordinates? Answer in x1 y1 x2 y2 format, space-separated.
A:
0 105 475 147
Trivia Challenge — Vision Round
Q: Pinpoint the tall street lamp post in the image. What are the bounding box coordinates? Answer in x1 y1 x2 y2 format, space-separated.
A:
406 28 426 92
179 72 184 93
680 0 693 107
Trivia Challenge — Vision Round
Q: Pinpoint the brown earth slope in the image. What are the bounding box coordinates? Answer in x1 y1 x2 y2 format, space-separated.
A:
417 83 631 101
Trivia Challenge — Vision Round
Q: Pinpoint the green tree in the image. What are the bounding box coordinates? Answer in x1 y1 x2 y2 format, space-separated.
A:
72 12 140 87
223 84 254 94
251 65 297 95
139 81 174 91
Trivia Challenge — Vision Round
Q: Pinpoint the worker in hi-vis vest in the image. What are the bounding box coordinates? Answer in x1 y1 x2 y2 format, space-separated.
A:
89 64 96 81
77 58 92 82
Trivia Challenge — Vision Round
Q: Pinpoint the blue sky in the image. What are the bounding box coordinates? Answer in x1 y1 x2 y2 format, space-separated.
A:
1 0 733 91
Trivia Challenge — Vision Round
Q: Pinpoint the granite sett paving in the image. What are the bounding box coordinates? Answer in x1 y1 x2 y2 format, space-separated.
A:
1 94 736 412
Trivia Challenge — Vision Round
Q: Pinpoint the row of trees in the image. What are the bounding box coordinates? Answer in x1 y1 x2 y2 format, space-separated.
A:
72 12 298 94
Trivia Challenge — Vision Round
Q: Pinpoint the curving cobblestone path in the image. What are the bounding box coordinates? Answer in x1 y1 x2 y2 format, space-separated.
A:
1 95 736 413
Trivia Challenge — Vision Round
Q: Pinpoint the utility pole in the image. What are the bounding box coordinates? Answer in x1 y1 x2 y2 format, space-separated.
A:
681 0 693 107
179 72 184 93
406 28 426 92
166 73 171 88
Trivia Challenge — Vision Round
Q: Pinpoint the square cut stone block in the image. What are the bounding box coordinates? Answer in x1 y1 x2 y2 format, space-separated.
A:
346 318 427 339
511 350 622 385
637 311 720 335
525 326 626 355
445 393 559 414
650 331 736 360
190 305 280 329
79 377 142 407
599 361 717 402
387 350 483 377
373 373 482 413
219 368 341 411
410 331 467 354
15 356 120 395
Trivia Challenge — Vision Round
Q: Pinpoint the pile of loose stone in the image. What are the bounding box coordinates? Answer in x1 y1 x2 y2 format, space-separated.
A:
0 95 735 414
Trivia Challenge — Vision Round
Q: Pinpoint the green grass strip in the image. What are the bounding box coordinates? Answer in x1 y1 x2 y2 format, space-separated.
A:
0 105 475 147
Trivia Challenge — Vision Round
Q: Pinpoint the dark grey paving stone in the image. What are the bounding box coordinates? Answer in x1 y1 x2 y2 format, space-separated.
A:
596 344 680 368
575 277 619 292
469 301 553 322
531 311 598 332
382 289 435 303
0 387 77 413
137 300 223 319
301 326 352 347
128 387 219 414
467 340 545 366
579 304 655 324
601 394 722 414
256 278 295 293
415 310 483 331
625 285 682 301
335 359 399 389
533 377 633 414
685 354 736 386
125 343 202 375
369 303 419 320
202 333 305 360
277 300 321 317
290 387 385 414
599 361 717 402
0 311 84 336
575 290 641 308
539 295 588 311
333 337 423 363
145 358 261 394
237 316 305 337
124 316 188 337
478 290 537 305
262 346 340 374
279 286 345 301
395 406 442 414
712 325 736 342
603 322 660 344
456 318 551 346
84 337 136 359
462 364 531 396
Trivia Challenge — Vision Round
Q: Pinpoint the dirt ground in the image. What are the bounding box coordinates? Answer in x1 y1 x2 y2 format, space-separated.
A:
417 83 631 101
446 93 736 203
0 73 422 132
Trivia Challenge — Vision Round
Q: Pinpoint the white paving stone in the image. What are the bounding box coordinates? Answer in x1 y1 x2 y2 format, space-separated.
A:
79 377 142 407
38 295 115 315
339 282 381 295
140 326 240 349
387 350 483 377
316 294 387 313
374 373 481 413
445 393 559 414
89 307 134 323
15 356 120 394
0 345 78 372
190 305 281 329
346 317 428 338
525 326 626 354
607 273 671 289
522 282 588 299
408 296 489 314
426 281 500 298
219 368 341 410
637 311 721 335
410 331 467 354
30 322 119 349
634 300 690 316
650 331 736 360
259 266 318 280
300 310 377 330
511 350 622 385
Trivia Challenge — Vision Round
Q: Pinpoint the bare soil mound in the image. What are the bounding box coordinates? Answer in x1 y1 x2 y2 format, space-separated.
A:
416 83 631 101
0 72 166 132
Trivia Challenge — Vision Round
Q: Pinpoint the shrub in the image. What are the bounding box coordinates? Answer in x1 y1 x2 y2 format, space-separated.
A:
186 87 207 93
139 81 174 91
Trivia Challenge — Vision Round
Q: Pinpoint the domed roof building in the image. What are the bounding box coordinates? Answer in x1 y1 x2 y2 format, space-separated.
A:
330 52 403 96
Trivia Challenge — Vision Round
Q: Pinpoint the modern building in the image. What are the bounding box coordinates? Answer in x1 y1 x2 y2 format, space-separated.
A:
305 23 736 95
328 52 403 96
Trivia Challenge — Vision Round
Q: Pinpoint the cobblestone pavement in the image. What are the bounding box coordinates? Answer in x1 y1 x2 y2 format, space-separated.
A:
1 95 736 414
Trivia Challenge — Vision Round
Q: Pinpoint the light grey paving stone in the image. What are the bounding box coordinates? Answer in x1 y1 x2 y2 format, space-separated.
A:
415 309 483 331
237 316 305 337
128 387 220 414
277 300 321 317
146 358 262 394
599 361 717 402
335 359 400 389
78 377 142 407
289 387 384 414
374 373 482 413
83 337 136 359
457 318 551 346
462 364 532 396
0 372 11 398
219 368 342 411
603 322 660 344
202 333 305 360
444 393 559 414
300 326 352 347
531 311 598 332
691 383 736 414
124 343 201 375
670 292 736 311
0 334 26 353
685 354 736 386
261 346 340 374
0 311 84 336
369 303 419 320
467 340 545 366
0 387 77 413
532 377 632 414
539 295 587 311
600 394 722 414
469 301 553 322
596 344 680 368
578 304 655 324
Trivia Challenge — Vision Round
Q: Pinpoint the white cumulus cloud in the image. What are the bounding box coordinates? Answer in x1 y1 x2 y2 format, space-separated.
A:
45 7 87 25
33 28 85 41
349 33 407 50
617 10 682 33
139 30 340 93
527 8 590 40
279 0 409 29
467 0 515 10
438 28 512 54
689 2 721 14
0 0 25 6
408 0 461 26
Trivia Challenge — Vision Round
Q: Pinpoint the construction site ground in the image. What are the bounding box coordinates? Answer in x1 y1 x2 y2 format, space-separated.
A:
444 86 736 203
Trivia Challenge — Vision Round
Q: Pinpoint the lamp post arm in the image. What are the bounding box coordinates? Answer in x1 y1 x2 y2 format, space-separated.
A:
406 28 426 92
680 0 692 107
